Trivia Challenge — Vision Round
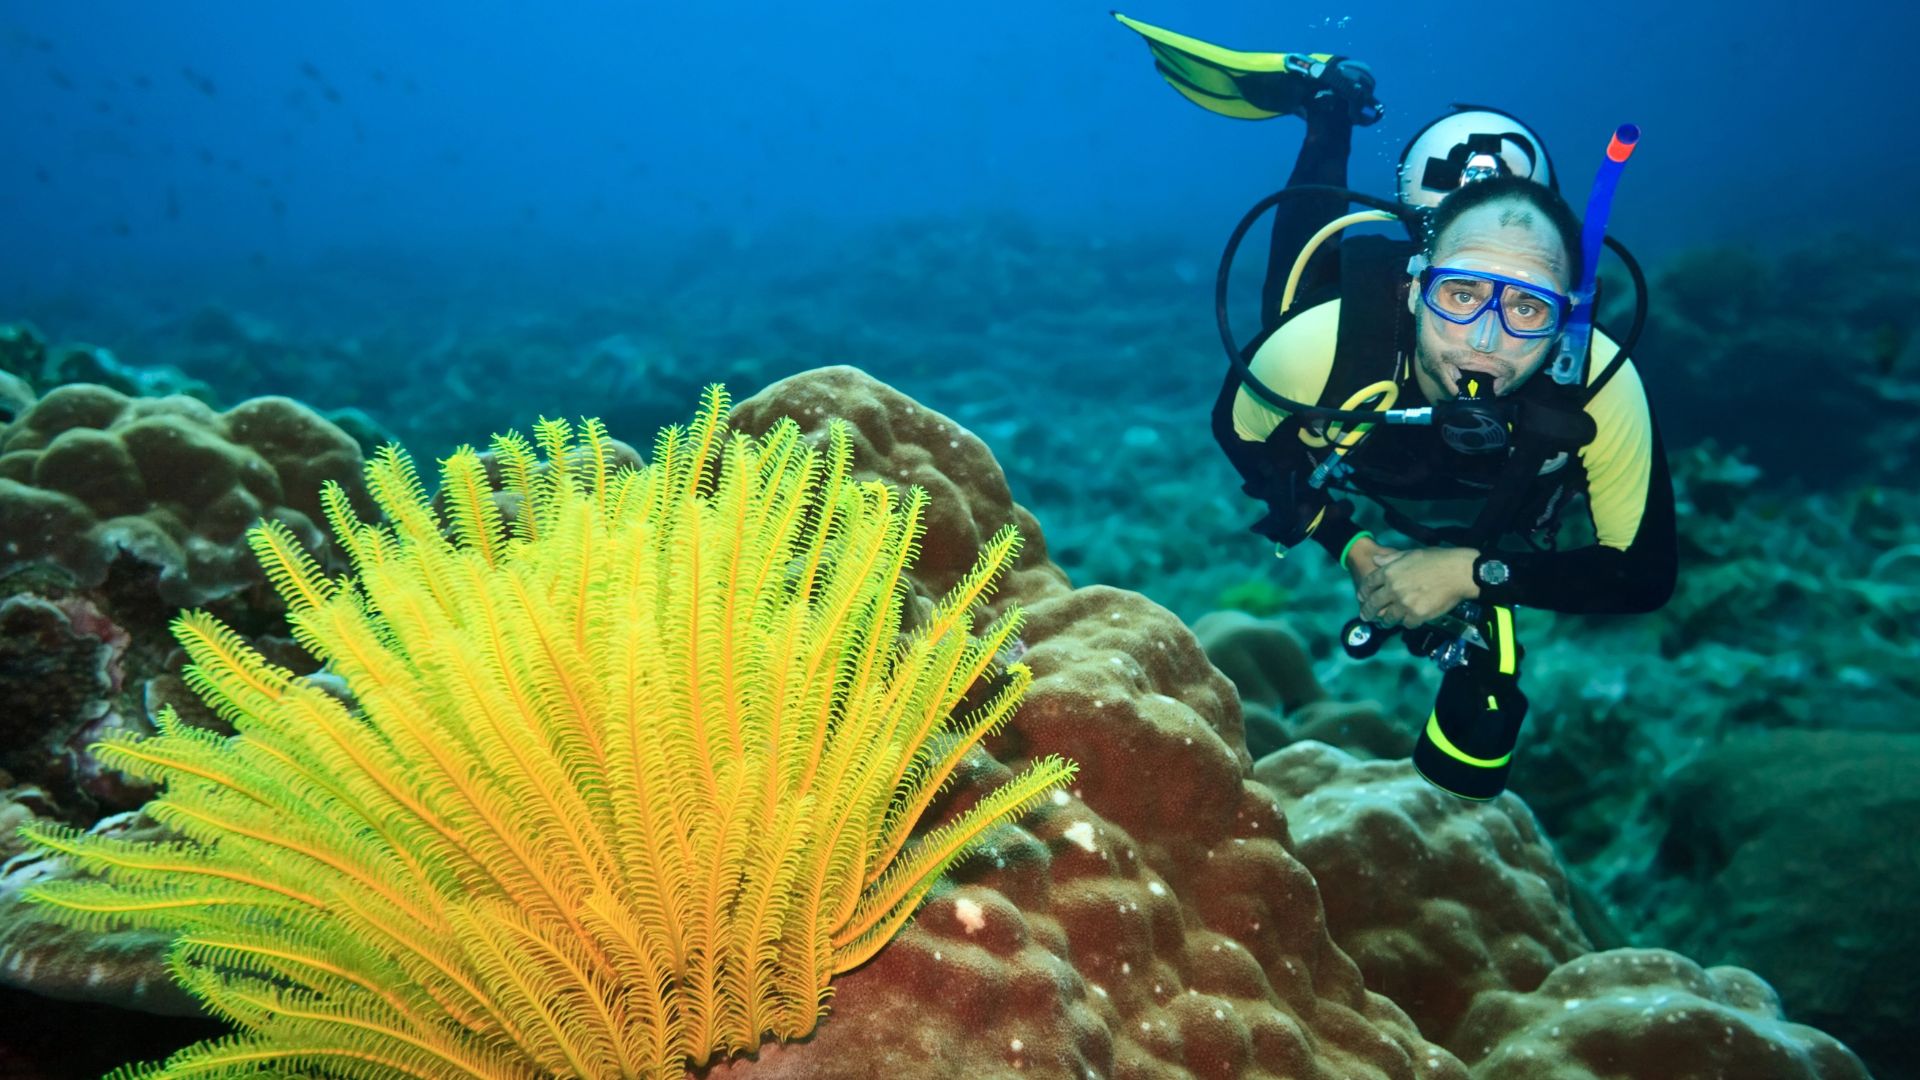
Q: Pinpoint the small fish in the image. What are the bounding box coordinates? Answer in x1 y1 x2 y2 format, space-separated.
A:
181 66 217 96
298 61 345 104
47 68 74 90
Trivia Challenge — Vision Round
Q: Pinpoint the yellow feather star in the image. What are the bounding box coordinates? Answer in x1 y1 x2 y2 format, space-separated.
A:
19 385 1076 1079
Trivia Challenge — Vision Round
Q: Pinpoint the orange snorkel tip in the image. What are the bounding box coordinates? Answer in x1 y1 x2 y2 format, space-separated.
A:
1606 124 1640 163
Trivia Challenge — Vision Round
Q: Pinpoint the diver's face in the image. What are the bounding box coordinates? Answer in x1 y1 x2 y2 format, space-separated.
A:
1410 200 1571 399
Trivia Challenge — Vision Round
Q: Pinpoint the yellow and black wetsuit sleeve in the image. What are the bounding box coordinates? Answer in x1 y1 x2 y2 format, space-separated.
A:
1473 343 1678 614
1210 299 1365 562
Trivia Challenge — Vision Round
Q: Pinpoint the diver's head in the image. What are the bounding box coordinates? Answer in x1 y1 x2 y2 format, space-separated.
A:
1398 106 1557 210
1407 175 1582 401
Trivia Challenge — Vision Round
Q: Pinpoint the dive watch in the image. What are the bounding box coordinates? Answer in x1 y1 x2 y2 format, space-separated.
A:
1473 555 1511 589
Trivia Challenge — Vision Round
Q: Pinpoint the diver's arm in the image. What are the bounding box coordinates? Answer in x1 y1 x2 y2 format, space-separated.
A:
1213 373 1364 559
1213 300 1363 559
1470 365 1678 615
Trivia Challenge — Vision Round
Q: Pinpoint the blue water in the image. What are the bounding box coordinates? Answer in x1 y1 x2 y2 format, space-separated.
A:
4 0 1916 296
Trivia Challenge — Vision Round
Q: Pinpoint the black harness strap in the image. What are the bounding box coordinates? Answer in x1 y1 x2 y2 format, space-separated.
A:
1324 235 1417 408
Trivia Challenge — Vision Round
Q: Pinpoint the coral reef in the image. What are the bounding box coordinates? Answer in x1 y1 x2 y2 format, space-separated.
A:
1193 440 1920 1080
1454 949 1868 1079
0 808 198 1016
711 369 1866 1079
1192 611 1407 763
0 322 212 406
1254 744 1867 1078
0 376 381 1044
1 383 365 607
0 381 365 826
0 593 143 809
716 371 1460 1080
1253 743 1590 1050
20 392 1075 1077
0 364 1878 1077
6 221 1913 1074
1647 730 1920 1074
1636 234 1920 484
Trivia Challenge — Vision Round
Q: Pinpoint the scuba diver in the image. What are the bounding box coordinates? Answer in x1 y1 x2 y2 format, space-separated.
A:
1114 13 1678 800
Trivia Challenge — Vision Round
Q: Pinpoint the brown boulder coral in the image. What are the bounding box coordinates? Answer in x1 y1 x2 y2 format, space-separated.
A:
1255 742 1871 1078
0 384 369 1029
0 384 365 607
1253 742 1592 1049
1454 949 1869 1078
718 367 1464 1079
1192 610 1409 762
730 365 1070 614
0 384 362 813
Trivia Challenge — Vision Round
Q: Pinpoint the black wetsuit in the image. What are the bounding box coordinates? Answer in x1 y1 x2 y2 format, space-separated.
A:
1212 98 1678 616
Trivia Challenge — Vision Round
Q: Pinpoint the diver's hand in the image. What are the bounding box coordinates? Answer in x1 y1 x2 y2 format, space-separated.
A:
1343 536 1391 584
1356 547 1480 628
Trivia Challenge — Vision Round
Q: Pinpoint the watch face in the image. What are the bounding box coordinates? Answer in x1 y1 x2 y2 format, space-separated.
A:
1480 559 1510 585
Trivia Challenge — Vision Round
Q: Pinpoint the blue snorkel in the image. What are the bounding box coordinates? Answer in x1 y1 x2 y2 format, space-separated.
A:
1548 124 1640 387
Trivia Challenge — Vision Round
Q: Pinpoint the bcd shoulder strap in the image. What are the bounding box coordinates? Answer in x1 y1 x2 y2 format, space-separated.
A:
1322 234 1417 410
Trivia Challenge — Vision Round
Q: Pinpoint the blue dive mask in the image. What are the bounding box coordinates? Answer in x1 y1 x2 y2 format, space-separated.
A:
1416 263 1569 341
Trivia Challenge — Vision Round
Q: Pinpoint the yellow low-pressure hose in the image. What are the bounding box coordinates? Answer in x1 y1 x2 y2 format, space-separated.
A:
1298 380 1399 450
1279 209 1399 315
1280 207 1405 539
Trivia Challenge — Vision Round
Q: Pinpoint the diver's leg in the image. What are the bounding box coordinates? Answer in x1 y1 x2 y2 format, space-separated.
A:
1260 93 1357 331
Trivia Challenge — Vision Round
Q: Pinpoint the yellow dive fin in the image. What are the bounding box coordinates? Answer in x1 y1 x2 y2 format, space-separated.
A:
1113 11 1333 120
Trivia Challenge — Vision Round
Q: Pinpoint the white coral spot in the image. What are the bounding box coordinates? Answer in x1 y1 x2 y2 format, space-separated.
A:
1063 821 1097 853
954 897 987 934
